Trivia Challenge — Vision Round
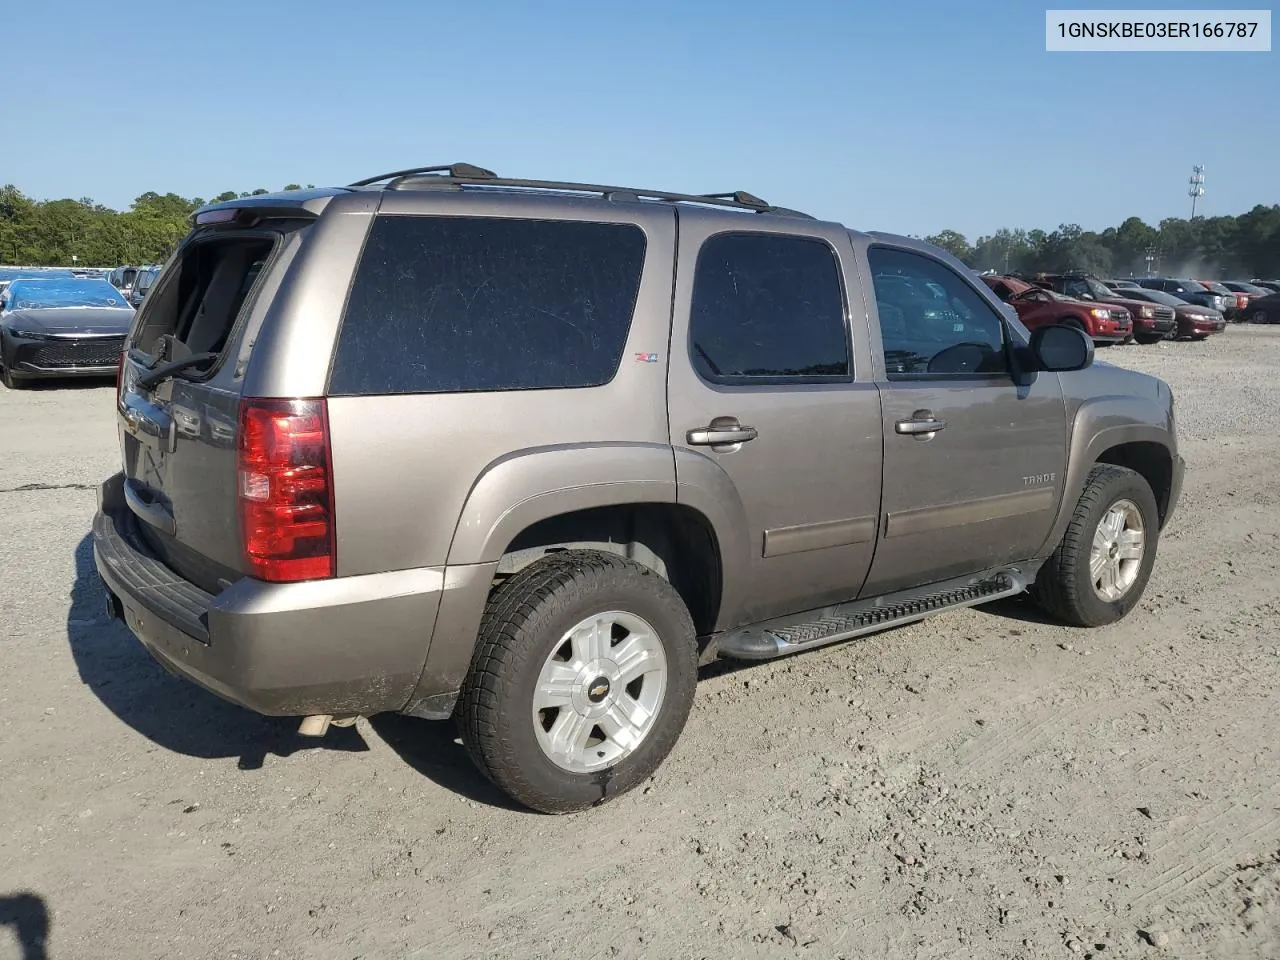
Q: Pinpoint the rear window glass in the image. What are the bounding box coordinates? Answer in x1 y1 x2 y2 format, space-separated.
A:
330 215 647 396
131 236 273 358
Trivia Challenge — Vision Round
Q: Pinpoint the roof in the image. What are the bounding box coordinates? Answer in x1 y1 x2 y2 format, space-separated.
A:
192 162 820 225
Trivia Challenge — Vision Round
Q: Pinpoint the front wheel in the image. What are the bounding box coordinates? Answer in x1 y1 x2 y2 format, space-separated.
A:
458 551 697 813
1032 465 1159 627
1 364 26 390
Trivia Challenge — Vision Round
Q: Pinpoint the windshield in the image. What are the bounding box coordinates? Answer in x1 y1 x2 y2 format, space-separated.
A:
1226 281 1266 295
1130 289 1183 307
1063 277 1116 300
5 278 131 310
1200 281 1231 294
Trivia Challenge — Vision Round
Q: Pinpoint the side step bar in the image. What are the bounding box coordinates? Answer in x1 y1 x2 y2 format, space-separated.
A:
713 565 1037 662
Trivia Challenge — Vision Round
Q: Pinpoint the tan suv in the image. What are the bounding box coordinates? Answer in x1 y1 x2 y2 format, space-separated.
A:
93 164 1184 813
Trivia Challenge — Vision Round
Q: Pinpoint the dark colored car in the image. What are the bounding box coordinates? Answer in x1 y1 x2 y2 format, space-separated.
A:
128 267 160 309
1196 281 1248 320
1241 292 1280 324
980 274 1132 344
1248 279 1280 294
1131 278 1231 315
108 266 140 298
1112 287 1225 339
1029 273 1176 344
0 277 134 389
1219 281 1272 314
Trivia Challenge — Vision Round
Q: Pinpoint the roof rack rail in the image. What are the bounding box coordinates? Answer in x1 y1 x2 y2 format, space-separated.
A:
349 163 497 187
376 169 813 218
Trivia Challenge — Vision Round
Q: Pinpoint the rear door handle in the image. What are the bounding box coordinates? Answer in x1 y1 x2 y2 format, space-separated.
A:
687 419 758 447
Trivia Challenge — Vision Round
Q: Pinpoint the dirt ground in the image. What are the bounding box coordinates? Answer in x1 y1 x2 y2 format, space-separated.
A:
2 328 1278 960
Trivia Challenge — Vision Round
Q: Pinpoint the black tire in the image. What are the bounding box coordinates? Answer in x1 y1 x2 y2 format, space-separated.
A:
1032 465 1159 628
1252 309 1268 325
458 551 697 814
1191 334 1210 341
1135 334 1164 345
1 364 26 390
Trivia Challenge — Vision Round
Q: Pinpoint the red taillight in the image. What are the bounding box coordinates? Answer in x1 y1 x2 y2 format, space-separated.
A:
237 397 335 583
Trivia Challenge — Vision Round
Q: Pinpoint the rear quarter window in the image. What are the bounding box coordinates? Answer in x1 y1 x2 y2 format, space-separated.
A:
329 215 647 395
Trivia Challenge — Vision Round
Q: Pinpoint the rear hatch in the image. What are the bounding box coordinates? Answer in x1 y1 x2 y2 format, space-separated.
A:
116 205 318 592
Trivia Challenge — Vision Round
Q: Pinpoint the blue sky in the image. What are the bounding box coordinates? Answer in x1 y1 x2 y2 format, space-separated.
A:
7 0 1276 237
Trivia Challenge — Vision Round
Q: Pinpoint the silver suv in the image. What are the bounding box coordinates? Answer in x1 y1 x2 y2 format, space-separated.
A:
93 164 1184 813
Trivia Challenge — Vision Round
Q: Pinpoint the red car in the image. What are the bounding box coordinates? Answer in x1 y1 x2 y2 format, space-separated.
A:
1030 273 1176 344
1111 287 1225 340
980 275 1132 344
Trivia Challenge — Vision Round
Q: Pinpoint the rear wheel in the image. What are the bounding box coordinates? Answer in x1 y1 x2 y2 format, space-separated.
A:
1032 465 1159 628
1253 309 1269 324
458 551 697 814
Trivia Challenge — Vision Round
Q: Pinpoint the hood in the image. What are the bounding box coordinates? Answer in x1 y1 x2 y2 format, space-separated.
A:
1064 356 1170 423
1099 295 1155 313
2 306 135 336
1173 303 1222 319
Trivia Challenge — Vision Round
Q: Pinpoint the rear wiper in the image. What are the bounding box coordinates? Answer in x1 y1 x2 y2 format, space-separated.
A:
135 352 219 390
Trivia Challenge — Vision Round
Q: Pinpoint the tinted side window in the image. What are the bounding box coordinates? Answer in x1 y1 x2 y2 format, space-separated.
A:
868 247 1008 378
689 233 849 382
330 216 647 395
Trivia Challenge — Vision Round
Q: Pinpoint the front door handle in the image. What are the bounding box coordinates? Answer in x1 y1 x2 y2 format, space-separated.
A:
688 417 758 447
895 411 948 436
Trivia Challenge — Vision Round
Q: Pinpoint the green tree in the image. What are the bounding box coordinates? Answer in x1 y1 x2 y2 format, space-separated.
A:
924 229 973 263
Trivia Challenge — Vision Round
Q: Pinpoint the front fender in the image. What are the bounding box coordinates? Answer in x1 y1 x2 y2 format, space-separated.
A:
445 442 678 566
1036 395 1176 557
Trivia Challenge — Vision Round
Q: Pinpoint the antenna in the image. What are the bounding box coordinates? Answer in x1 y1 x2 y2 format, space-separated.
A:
1188 164 1205 219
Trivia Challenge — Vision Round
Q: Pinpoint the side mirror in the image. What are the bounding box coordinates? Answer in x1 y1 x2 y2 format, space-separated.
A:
1031 324 1093 372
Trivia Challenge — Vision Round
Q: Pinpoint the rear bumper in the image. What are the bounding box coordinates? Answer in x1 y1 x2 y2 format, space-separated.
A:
92 472 446 717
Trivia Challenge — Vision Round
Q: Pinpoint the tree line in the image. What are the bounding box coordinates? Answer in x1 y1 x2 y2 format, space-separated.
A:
0 184 313 267
2 182 1278 279
925 204 1280 280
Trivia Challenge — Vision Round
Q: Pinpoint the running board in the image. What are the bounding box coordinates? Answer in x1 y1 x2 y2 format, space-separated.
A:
713 566 1035 662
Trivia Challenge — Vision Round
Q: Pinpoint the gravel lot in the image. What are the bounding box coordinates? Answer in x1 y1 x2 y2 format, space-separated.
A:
3 329 1279 960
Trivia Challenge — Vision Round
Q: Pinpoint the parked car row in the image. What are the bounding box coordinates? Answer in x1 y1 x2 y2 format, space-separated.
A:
1108 276 1280 324
978 269 1241 346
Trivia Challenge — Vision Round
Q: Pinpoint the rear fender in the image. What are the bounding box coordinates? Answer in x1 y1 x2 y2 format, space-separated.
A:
445 442 678 566
404 443 678 716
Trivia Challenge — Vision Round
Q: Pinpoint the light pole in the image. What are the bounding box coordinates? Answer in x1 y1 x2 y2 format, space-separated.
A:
1188 165 1205 219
